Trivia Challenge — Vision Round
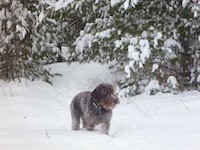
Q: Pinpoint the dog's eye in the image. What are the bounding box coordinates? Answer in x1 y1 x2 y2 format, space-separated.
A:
99 104 103 107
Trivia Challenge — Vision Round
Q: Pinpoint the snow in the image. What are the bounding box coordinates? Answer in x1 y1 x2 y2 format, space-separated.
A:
6 21 12 30
111 0 121 7
124 0 130 10
42 0 74 11
123 0 138 9
41 0 56 8
128 45 139 61
39 11 46 23
54 0 74 11
164 38 181 50
154 32 162 48
141 31 148 38
139 39 151 63
46 18 57 25
1 62 200 150
114 39 122 48
4 33 14 44
197 74 200 83
75 31 94 53
95 29 113 39
127 38 151 70
16 25 26 40
167 76 179 89
125 65 131 78
145 80 160 95
130 0 138 7
152 63 159 72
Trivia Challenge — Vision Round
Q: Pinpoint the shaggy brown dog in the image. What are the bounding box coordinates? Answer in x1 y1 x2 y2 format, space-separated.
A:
70 84 119 134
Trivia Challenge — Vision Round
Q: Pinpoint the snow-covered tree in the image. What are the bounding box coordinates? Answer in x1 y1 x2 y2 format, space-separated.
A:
0 0 56 82
1 0 199 94
0 0 31 80
37 0 86 62
65 0 200 95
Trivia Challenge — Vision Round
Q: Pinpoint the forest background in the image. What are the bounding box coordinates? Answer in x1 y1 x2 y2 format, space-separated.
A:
0 0 200 96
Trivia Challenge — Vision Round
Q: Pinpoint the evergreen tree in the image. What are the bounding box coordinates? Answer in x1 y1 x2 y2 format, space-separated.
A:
0 0 55 82
0 0 31 80
1 0 199 94
36 0 86 62
69 0 200 95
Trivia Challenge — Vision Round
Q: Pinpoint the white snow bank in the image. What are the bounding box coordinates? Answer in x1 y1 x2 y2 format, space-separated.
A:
0 62 200 150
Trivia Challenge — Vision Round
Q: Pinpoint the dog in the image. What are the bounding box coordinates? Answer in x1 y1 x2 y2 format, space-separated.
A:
70 83 119 134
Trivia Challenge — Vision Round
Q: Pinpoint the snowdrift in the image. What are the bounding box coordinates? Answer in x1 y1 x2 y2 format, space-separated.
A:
0 62 200 150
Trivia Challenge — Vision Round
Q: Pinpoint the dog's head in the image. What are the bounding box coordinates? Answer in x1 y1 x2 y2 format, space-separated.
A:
91 84 119 110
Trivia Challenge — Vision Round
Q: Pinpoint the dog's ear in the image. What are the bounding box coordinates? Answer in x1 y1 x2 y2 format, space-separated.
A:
91 87 101 103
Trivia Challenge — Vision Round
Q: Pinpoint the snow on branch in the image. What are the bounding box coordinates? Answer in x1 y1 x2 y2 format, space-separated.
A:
16 25 27 40
145 80 160 95
167 76 179 92
42 0 74 11
182 0 190 8
75 31 94 53
124 0 138 10
139 39 151 64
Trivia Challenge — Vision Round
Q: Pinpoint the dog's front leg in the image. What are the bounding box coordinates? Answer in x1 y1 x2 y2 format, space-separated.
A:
101 122 110 135
86 124 95 131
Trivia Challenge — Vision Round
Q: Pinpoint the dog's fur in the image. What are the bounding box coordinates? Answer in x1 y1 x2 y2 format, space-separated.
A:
70 84 119 134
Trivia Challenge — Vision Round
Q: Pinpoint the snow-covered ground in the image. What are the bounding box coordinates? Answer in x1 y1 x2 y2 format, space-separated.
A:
0 62 200 150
